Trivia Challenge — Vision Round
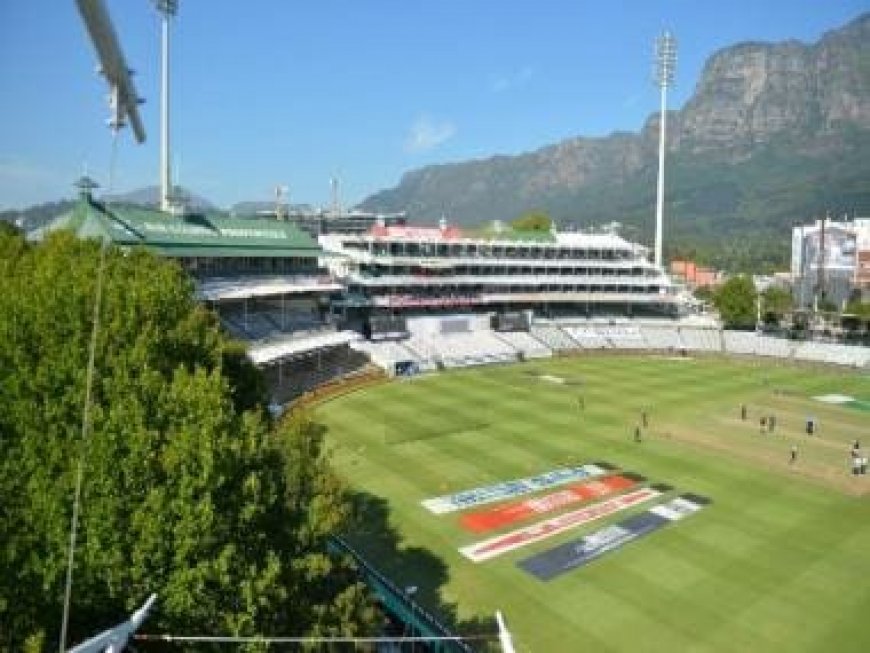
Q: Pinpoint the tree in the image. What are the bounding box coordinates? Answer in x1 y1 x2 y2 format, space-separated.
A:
845 299 870 319
713 275 757 329
760 286 794 326
511 210 552 232
0 231 377 651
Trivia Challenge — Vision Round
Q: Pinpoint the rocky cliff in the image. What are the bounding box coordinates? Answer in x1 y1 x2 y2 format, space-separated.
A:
360 13 870 267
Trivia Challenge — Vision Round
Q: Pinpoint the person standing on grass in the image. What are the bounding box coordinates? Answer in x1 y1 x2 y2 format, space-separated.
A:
768 414 776 433
634 425 642 443
790 445 798 464
741 404 747 421
641 410 648 428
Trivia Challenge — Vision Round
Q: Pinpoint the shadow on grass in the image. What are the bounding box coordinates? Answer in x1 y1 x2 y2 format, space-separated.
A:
344 490 499 652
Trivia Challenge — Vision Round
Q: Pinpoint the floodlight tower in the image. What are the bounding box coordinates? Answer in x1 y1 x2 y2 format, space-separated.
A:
653 30 677 268
155 0 178 212
330 175 342 217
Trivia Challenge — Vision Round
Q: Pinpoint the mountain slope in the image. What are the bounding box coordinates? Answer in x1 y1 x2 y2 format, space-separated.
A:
360 13 870 269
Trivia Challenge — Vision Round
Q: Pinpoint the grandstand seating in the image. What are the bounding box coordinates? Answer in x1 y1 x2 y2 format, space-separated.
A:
406 330 518 368
217 304 331 344
530 323 580 351
562 325 610 349
247 330 360 365
599 324 648 349
351 340 422 371
264 344 371 405
258 311 870 410
494 331 553 359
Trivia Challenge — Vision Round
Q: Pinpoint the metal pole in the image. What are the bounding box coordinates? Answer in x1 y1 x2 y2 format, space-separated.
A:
160 11 171 211
655 81 667 268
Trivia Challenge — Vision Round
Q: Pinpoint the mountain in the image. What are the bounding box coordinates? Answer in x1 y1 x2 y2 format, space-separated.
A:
0 200 77 233
360 13 870 271
102 185 216 211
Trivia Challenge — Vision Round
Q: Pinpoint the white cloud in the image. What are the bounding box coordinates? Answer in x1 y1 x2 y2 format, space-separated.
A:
404 115 457 153
490 65 534 93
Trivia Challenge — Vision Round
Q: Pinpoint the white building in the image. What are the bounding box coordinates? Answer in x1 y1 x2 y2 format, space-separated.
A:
791 217 870 308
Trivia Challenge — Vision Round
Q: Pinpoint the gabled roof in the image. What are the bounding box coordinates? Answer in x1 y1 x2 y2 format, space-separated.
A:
35 197 323 258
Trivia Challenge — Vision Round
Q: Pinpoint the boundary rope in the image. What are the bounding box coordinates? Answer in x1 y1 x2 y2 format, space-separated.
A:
135 633 496 645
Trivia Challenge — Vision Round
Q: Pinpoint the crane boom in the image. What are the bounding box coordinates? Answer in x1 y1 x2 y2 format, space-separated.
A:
75 0 146 143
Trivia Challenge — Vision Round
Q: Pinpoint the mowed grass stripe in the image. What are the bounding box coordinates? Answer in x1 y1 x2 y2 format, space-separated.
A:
316 355 870 652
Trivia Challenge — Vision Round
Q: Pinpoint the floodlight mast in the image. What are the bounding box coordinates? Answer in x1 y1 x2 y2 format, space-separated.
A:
155 0 178 212
653 30 677 269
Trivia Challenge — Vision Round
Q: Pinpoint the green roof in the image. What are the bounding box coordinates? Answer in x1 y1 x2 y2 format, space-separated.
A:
37 197 322 258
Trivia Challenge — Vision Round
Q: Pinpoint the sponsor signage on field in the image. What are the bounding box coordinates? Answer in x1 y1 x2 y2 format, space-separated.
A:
460 474 641 533
517 494 709 581
421 464 607 515
459 486 661 563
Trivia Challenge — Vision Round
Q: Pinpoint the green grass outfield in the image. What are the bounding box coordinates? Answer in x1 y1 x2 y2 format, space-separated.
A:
316 355 870 652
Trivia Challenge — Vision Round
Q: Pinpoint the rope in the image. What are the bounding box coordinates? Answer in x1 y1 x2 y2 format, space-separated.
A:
135 634 495 645
58 129 118 653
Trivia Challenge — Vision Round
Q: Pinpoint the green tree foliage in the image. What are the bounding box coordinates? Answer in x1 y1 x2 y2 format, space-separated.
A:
510 210 552 232
845 300 870 319
761 286 794 326
713 275 758 329
0 231 376 651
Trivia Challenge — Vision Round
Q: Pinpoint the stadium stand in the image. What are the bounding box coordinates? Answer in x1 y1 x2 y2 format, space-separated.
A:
263 344 372 405
351 339 422 371
598 323 648 349
247 330 361 366
562 324 610 349
530 323 580 351
494 330 553 359
405 330 518 368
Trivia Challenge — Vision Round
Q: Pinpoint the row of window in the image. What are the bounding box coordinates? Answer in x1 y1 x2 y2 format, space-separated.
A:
356 285 663 296
356 265 662 279
180 256 319 276
343 241 636 261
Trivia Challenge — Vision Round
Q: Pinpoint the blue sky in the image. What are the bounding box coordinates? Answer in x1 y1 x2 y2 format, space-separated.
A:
0 1 866 210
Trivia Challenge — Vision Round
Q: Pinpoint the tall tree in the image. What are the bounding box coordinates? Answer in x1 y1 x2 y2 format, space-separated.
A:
0 231 376 651
713 275 758 329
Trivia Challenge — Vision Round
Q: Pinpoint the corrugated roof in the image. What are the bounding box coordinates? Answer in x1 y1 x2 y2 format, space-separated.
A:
37 197 322 256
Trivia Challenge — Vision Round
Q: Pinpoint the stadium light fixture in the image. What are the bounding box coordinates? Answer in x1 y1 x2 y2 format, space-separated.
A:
653 30 677 269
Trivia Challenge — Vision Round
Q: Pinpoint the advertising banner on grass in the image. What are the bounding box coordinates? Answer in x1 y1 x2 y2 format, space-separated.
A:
422 463 607 515
518 494 709 581
459 486 662 563
460 473 642 533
